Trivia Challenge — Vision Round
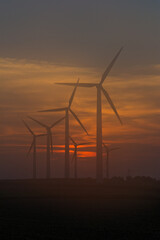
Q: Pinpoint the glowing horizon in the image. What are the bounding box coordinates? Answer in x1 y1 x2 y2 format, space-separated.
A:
0 55 160 178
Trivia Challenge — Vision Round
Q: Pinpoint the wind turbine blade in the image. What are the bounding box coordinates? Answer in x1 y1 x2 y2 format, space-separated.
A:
50 116 65 128
27 140 34 157
110 147 120 152
36 134 47 137
69 109 89 135
103 142 107 147
22 120 34 135
38 107 67 113
78 142 92 146
69 136 77 145
68 78 79 108
103 142 109 152
100 47 123 85
28 116 47 128
55 83 97 88
101 87 123 125
71 149 76 164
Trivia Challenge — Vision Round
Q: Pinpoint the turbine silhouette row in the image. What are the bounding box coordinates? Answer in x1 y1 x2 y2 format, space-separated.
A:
23 47 123 182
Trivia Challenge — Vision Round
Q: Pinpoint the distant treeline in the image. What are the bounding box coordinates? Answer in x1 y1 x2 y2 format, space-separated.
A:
102 176 160 186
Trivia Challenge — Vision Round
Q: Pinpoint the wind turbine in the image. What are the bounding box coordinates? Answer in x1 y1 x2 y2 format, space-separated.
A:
28 116 65 179
38 79 88 179
22 120 46 179
70 136 91 179
55 48 123 182
103 143 120 179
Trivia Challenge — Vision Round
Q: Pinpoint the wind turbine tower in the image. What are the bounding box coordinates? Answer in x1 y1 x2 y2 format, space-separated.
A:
103 143 120 179
38 79 88 179
55 48 123 182
22 120 46 179
28 116 65 179
70 136 91 179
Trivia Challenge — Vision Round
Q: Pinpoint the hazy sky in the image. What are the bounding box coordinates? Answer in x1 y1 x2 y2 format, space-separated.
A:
0 0 160 66
0 1 160 179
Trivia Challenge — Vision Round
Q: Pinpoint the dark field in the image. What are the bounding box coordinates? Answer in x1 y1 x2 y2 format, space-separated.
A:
0 178 160 239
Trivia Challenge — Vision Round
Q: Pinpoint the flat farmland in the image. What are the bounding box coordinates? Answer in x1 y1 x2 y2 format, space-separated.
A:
0 179 160 239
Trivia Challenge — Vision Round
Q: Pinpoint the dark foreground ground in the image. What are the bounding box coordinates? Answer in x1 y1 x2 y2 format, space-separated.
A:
0 178 160 239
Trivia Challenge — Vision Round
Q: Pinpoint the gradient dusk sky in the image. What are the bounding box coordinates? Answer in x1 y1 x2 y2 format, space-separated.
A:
0 1 160 179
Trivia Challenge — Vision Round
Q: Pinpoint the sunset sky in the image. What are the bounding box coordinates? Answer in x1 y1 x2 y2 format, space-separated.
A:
0 1 160 179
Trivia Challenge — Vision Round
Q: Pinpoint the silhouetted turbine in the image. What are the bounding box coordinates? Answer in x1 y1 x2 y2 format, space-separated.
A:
22 120 46 179
70 136 92 179
28 116 65 179
55 48 123 182
103 143 120 179
38 79 88 179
